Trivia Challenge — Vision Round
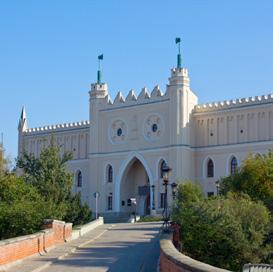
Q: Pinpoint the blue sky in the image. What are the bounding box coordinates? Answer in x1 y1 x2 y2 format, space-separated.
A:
0 0 273 160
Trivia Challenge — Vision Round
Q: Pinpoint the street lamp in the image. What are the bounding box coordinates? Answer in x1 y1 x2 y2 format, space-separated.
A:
162 163 172 232
171 182 178 200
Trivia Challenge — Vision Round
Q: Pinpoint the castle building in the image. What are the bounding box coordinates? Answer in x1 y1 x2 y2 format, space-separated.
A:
18 54 273 217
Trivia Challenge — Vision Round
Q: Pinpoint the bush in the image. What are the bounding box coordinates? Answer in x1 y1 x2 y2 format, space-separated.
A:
138 216 162 222
0 174 47 239
64 193 92 226
172 183 272 271
17 144 92 226
220 152 273 213
0 143 92 240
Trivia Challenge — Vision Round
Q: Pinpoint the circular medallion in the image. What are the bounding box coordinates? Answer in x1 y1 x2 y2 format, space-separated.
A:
109 120 127 144
144 114 163 141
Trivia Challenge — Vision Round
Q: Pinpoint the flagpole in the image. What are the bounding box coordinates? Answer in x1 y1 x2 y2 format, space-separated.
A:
176 37 181 69
97 54 103 84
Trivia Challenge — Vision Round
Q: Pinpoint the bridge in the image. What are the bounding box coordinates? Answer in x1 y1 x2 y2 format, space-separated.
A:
6 222 161 272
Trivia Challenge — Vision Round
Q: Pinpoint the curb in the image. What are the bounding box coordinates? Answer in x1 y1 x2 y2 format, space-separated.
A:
29 224 114 272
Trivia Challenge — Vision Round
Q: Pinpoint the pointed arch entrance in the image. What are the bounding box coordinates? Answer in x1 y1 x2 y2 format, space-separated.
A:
115 154 153 216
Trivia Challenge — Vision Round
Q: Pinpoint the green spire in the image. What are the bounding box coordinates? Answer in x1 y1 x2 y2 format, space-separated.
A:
97 54 103 84
175 37 181 68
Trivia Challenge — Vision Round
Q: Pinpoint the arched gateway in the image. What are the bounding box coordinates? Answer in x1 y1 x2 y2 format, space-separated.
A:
115 154 154 216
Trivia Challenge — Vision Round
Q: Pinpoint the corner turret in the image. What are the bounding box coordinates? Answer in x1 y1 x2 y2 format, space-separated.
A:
18 106 28 157
167 38 197 148
89 83 108 100
18 106 28 132
168 67 190 88
89 54 108 100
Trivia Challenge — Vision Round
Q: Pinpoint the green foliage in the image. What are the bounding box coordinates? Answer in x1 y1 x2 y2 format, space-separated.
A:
172 183 272 271
17 145 73 204
138 216 163 222
172 181 203 223
64 193 92 226
13 144 92 232
0 147 10 175
0 144 92 239
0 174 47 239
220 152 273 212
176 181 203 206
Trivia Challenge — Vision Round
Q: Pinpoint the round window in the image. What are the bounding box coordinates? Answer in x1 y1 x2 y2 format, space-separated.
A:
117 128 122 136
152 123 158 132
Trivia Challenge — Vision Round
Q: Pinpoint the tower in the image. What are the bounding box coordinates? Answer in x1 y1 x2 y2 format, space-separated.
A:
18 106 28 156
167 38 197 145
89 54 108 154
167 38 198 179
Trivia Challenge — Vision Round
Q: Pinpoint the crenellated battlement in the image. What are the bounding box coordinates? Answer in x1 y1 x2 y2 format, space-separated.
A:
24 121 90 134
194 93 273 113
102 85 166 107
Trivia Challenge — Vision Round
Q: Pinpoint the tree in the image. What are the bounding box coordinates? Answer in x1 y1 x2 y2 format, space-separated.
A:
172 183 272 271
0 144 10 175
0 174 48 239
172 181 203 223
17 144 92 225
64 193 92 226
220 152 273 212
17 145 73 203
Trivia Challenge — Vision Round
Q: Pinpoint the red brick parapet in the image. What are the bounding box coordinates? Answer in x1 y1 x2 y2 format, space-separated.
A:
0 219 72 269
160 232 231 272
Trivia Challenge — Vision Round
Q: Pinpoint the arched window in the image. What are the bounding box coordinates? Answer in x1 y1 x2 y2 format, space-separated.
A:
107 165 113 183
77 171 82 187
230 156 238 175
160 160 167 178
207 159 214 178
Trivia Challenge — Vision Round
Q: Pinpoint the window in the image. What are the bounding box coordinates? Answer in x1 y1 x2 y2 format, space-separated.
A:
77 171 82 187
160 160 167 178
107 165 113 183
230 156 238 175
160 193 165 209
207 192 214 197
117 128 122 136
207 159 214 178
107 195 113 211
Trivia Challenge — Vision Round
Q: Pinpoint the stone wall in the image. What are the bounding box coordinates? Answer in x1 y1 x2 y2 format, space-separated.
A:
71 217 103 240
0 219 72 268
160 233 231 272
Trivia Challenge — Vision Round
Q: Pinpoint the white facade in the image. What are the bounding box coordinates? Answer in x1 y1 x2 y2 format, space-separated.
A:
18 66 273 216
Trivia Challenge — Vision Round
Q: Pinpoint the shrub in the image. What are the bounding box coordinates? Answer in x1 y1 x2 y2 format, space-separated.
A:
172 183 272 271
17 144 92 226
220 152 273 212
0 174 47 239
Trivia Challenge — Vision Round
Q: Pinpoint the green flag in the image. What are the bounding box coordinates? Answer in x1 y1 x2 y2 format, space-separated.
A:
98 54 103 60
175 37 181 44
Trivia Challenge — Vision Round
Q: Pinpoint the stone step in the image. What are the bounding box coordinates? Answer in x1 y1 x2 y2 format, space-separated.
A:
102 212 131 223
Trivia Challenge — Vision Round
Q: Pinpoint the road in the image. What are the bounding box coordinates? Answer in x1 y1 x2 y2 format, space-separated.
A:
42 222 161 272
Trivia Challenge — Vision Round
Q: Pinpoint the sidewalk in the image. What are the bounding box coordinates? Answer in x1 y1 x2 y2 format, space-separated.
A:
5 224 112 272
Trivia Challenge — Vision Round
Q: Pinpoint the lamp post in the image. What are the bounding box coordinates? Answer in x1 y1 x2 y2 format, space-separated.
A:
171 182 178 200
161 163 172 232
151 185 155 210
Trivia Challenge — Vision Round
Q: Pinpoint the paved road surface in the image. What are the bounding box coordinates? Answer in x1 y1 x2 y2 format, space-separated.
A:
41 222 161 272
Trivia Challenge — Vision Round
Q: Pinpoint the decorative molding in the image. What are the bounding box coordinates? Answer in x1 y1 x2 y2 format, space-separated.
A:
24 121 90 134
194 94 273 113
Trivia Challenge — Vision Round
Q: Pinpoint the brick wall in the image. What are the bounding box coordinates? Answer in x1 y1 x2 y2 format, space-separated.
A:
160 232 230 272
0 219 72 267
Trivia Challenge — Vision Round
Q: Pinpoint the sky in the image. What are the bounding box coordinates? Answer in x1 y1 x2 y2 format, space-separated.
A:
0 0 273 161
